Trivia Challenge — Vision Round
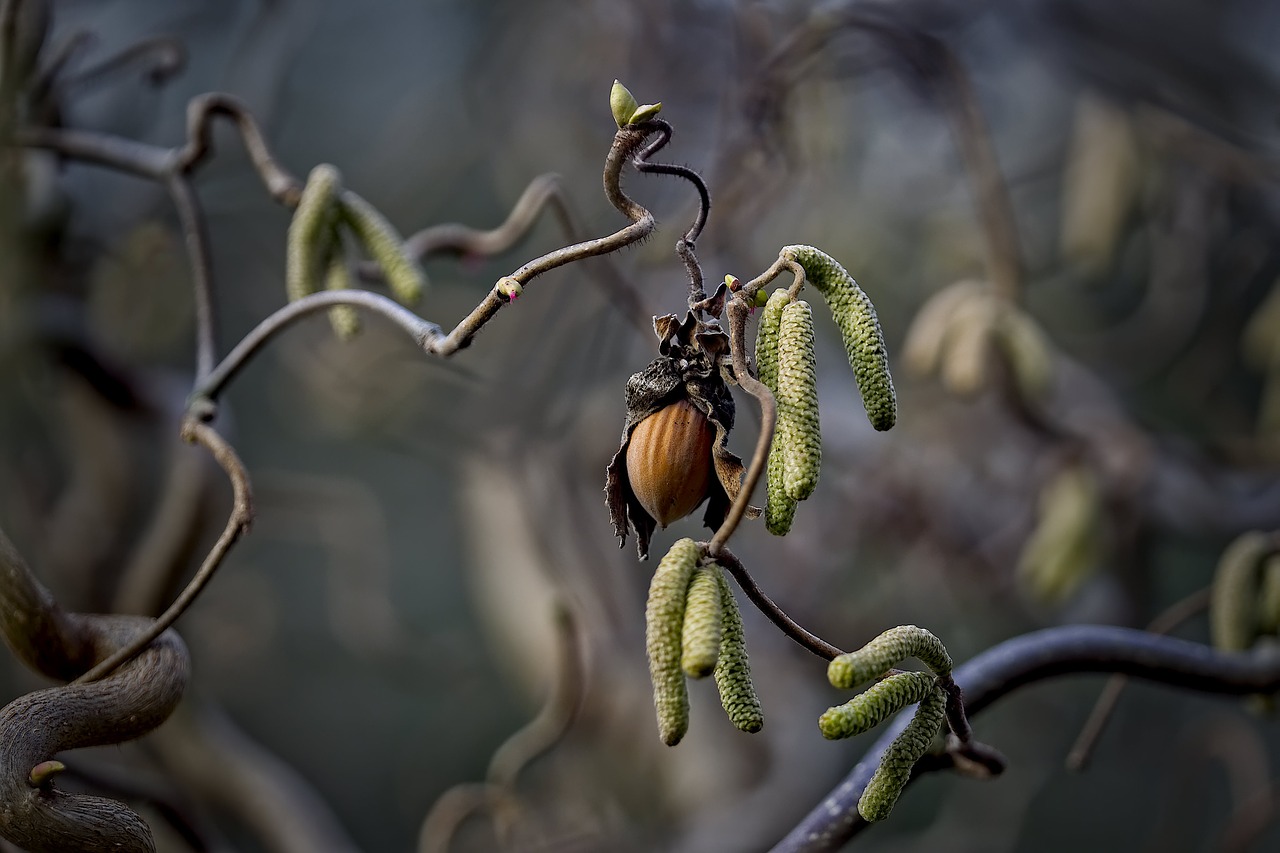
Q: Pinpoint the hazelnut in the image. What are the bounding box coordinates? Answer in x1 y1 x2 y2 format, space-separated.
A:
626 399 714 527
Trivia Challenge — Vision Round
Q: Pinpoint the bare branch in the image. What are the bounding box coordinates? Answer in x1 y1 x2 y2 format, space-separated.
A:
74 417 252 684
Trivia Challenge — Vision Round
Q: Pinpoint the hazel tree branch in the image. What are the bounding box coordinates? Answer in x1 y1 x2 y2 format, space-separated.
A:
72 417 252 684
708 294 777 556
0 528 190 853
772 624 1280 853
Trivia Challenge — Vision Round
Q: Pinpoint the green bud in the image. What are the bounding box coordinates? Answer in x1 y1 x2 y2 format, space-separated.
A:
287 164 341 304
1210 531 1275 652
781 245 896 431
495 276 524 302
610 80 640 128
714 570 763 733
629 102 663 123
777 300 821 501
819 671 937 740
828 625 952 689
28 760 66 788
681 563 724 678
646 538 703 745
858 685 946 821
339 189 428 306
754 288 771 308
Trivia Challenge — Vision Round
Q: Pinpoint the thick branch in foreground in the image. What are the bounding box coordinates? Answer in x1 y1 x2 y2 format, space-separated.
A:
0 530 190 853
771 624 1280 853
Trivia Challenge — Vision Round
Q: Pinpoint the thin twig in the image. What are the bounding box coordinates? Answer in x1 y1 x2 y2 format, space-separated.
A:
632 118 710 245
73 417 253 684
419 603 585 853
176 92 300 201
360 173 570 280
708 295 775 555
190 290 443 406
940 46 1023 303
428 124 657 356
714 546 844 661
1066 585 1213 771
57 34 185 91
166 174 216 381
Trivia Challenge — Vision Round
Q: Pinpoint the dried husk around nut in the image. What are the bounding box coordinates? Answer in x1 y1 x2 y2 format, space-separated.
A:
606 347 752 559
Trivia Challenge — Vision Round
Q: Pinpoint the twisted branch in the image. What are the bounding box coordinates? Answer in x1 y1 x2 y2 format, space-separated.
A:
772 624 1280 852
0 529 190 853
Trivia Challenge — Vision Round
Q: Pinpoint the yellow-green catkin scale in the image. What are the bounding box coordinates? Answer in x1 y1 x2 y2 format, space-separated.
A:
1017 465 1101 604
1210 531 1273 652
324 248 360 341
993 307 1053 401
757 289 798 534
646 538 702 745
681 564 724 679
858 685 946 822
339 190 427 306
828 625 952 690
782 245 896 431
287 164 341 304
713 571 763 733
777 301 822 501
1258 553 1280 635
819 671 937 740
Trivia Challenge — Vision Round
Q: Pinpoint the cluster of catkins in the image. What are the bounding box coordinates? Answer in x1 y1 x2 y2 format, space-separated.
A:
286 163 428 339
820 625 953 821
645 538 763 746
753 246 897 534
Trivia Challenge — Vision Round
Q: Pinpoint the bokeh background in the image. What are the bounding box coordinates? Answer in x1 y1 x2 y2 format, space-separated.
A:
3 0 1280 851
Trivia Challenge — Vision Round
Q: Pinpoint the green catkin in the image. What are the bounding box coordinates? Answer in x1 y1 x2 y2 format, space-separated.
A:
713 571 764 733
286 164 341 304
777 300 822 501
681 564 724 678
858 685 946 822
828 625 953 690
1258 553 1280 636
781 245 896 431
645 538 703 745
323 237 360 341
1017 466 1101 604
819 671 937 740
993 307 1053 401
757 289 798 534
339 189 427 306
1210 531 1274 652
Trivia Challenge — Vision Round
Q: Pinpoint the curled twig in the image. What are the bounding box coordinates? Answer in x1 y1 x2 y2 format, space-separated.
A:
73 417 252 684
0 529 190 853
418 602 585 851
